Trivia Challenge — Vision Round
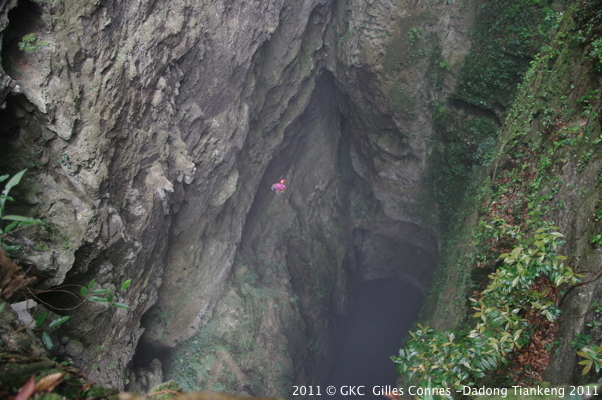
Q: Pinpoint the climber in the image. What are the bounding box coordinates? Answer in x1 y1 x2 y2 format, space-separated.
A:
271 179 287 193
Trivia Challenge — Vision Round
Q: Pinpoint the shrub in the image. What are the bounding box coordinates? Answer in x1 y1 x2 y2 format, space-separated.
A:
392 221 581 394
18 33 50 53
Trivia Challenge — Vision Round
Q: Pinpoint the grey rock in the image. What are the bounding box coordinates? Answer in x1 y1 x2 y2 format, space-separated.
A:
65 339 84 357
0 0 476 393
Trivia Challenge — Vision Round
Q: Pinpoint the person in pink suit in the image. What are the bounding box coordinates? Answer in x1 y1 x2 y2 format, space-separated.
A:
271 179 287 193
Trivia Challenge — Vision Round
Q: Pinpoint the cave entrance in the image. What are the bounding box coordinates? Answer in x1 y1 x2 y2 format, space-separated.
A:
324 278 423 399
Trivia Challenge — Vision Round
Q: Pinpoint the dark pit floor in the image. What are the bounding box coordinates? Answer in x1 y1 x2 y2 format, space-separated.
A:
324 278 423 400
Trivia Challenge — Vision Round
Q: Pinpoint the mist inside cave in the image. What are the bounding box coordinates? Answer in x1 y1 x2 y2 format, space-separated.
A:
131 71 438 396
324 278 423 399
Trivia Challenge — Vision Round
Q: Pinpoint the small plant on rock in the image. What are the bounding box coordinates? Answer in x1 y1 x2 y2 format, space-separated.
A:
33 278 132 350
18 33 50 53
80 278 132 309
0 170 43 252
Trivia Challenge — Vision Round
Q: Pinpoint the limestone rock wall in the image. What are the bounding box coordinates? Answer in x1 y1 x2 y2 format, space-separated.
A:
1 0 332 389
0 0 481 395
328 0 477 225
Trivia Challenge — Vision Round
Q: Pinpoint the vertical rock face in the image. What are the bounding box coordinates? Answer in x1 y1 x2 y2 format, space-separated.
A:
329 0 477 226
0 0 479 395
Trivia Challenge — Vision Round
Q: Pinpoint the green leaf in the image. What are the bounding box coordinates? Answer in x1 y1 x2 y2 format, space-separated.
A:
88 278 96 290
113 302 130 309
554 274 563 286
490 317 504 328
42 331 53 350
35 312 48 327
582 360 593 375
0 170 26 217
5 220 19 232
544 309 553 321
89 296 109 302
92 289 112 294
120 279 132 291
49 315 71 328
80 287 89 297
1 170 26 197
1 215 43 224
107 294 114 303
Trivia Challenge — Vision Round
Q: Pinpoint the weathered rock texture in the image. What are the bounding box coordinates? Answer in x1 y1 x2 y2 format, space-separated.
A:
418 0 602 388
0 0 480 396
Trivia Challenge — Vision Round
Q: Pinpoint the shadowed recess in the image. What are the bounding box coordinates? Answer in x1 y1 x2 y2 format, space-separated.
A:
325 278 423 400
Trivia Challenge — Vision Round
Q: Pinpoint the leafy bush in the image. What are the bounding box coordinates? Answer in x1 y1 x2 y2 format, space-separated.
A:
392 221 581 395
428 0 560 231
578 344 602 375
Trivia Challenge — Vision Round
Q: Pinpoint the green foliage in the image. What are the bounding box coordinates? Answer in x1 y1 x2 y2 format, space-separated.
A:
80 278 131 309
149 381 183 400
37 278 131 350
480 222 580 318
454 0 558 110
573 0 602 70
39 314 71 350
576 299 602 375
591 234 602 246
48 315 71 328
427 0 562 231
407 27 423 46
168 320 225 391
439 60 451 71
572 333 594 349
0 170 74 351
577 344 602 375
428 115 498 228
421 0 602 392
18 33 50 53
589 38 602 71
42 331 53 350
35 311 48 328
392 222 580 394
120 279 132 291
0 170 43 252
